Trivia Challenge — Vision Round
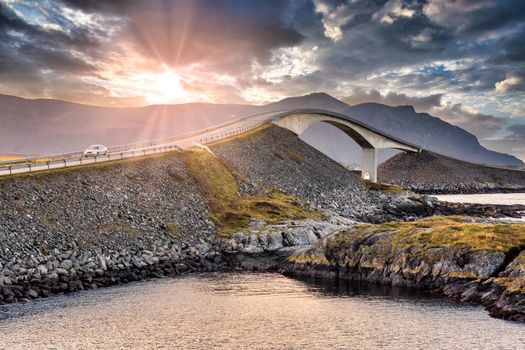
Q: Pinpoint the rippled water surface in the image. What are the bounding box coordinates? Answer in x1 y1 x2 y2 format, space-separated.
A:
0 273 523 349
434 193 525 205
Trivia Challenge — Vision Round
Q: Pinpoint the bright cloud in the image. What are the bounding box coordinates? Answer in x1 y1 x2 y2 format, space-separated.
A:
495 75 524 93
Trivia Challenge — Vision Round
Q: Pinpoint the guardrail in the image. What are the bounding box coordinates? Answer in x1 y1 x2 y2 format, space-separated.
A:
0 120 265 177
0 110 284 168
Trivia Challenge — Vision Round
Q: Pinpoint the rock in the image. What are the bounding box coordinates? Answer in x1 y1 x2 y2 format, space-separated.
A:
59 260 73 270
56 268 68 275
37 264 48 275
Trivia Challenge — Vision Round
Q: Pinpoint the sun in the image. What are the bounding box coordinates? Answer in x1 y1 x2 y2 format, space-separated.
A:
141 69 189 105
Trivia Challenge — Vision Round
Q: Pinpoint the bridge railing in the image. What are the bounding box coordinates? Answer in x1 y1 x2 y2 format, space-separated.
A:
0 110 282 167
0 119 266 177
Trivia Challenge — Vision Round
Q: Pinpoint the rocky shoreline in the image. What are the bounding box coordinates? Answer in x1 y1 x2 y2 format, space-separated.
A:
0 239 228 304
278 217 525 322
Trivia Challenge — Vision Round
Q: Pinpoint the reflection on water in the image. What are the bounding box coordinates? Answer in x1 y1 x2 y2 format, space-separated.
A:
0 273 524 349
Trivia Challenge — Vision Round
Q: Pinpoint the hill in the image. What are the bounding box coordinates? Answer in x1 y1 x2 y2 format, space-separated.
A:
379 151 525 193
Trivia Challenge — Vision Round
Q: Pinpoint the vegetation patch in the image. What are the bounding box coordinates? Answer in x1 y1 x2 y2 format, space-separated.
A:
0 155 26 161
272 150 286 160
166 223 181 237
352 216 525 253
288 251 330 265
363 180 404 193
207 123 271 146
181 148 322 237
101 221 139 237
286 149 304 164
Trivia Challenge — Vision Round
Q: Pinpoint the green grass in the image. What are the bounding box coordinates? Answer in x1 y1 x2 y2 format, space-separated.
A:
181 148 322 237
207 123 272 147
353 216 525 253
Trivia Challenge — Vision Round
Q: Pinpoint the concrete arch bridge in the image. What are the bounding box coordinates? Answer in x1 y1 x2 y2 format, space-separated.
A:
271 109 421 182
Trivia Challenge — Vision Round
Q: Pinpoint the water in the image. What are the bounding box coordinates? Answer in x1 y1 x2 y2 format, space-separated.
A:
433 193 525 206
0 273 523 349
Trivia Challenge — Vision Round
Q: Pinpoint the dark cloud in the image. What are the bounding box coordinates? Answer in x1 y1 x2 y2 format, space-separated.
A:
489 31 525 64
0 2 104 76
423 0 525 36
61 0 305 73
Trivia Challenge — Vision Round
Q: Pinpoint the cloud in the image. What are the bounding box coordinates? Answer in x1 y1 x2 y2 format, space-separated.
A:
423 0 525 36
343 89 443 111
432 102 507 138
507 124 525 140
64 0 305 74
373 0 416 24
495 73 525 93
314 0 353 42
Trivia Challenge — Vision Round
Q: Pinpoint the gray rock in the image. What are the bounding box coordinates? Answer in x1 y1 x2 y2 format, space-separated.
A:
59 260 73 270
56 268 68 275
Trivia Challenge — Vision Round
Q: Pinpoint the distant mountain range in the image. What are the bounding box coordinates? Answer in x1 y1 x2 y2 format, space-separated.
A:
0 92 522 167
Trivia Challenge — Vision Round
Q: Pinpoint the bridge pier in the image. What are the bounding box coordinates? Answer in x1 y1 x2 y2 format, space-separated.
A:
361 147 377 182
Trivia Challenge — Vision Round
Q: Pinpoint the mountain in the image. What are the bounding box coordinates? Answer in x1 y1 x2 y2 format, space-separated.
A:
260 92 350 112
0 94 258 154
0 92 522 168
257 93 524 168
343 103 524 167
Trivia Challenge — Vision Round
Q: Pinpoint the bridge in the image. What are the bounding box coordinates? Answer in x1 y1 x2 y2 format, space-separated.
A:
271 109 421 182
0 109 422 182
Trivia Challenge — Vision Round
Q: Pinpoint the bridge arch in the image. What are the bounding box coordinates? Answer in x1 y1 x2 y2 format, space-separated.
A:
271 109 420 182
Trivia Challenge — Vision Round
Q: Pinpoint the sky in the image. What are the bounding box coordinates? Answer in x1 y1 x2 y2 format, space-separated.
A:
0 0 524 158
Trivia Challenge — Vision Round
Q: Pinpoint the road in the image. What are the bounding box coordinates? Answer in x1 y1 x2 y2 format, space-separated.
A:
0 111 278 176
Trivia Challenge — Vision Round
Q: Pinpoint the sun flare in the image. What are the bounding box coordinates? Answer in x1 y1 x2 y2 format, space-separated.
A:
141 69 189 105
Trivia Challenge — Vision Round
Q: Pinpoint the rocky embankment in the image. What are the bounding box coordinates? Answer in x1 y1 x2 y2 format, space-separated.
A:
0 154 228 303
281 216 525 322
211 126 438 222
379 151 525 194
